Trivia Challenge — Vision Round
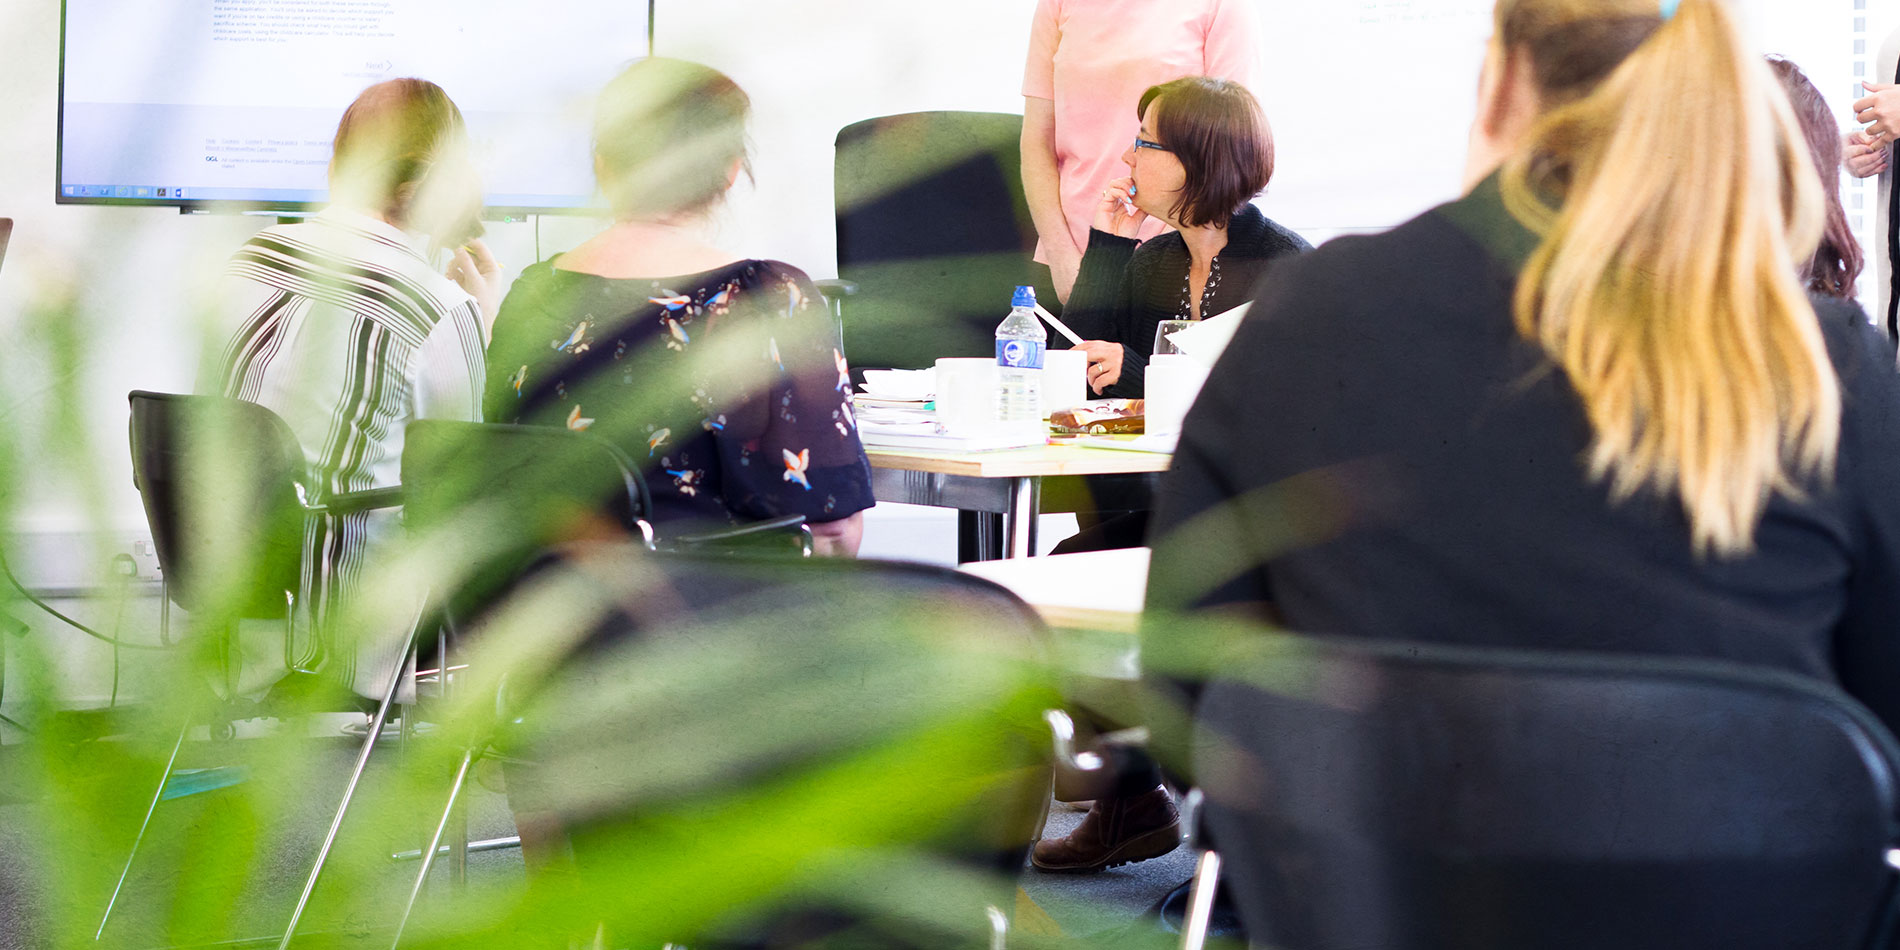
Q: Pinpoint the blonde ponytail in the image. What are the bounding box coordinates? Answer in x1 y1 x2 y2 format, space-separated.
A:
1497 0 1838 557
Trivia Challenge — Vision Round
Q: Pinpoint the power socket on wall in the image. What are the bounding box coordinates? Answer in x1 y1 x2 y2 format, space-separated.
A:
4 531 165 592
126 537 162 582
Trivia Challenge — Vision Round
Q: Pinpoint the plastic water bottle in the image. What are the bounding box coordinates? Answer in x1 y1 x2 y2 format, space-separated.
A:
995 285 1046 435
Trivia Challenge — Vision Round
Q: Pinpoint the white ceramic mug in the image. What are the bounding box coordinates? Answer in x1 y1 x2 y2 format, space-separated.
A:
1043 348 1089 413
1144 354 1211 436
933 357 1000 435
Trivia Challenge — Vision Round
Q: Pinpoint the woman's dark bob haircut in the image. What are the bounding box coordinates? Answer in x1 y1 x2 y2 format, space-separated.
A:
1137 77 1275 229
595 57 753 220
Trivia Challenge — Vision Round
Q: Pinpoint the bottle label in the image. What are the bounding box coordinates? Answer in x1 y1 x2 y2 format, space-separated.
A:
996 339 1045 370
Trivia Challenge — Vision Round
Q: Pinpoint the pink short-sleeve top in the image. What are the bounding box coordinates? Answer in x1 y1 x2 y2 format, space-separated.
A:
1023 0 1260 259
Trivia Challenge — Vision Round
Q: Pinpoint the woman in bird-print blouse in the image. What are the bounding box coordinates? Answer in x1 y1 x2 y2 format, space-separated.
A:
482 58 873 555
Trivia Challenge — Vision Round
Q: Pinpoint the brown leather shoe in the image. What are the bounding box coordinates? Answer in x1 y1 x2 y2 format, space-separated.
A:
1030 785 1180 873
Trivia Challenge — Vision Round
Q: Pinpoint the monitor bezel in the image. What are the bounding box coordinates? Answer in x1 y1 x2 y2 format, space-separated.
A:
54 0 613 217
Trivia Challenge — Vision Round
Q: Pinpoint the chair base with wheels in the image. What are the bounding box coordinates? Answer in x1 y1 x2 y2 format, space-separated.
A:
112 391 417 948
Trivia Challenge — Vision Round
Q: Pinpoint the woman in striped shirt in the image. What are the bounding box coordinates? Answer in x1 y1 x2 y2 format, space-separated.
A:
202 78 502 700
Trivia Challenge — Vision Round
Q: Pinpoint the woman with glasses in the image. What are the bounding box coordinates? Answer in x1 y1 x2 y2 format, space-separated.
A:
1065 77 1309 400
1032 76 1309 861
1021 0 1259 304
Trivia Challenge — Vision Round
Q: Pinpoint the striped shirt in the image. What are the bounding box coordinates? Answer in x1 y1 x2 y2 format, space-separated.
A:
202 208 484 696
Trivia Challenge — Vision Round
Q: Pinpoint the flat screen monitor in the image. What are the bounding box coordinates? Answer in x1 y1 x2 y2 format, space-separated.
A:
56 0 648 214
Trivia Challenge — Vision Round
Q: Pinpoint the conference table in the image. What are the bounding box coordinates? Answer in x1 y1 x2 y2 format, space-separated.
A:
959 546 1148 633
961 547 1149 681
865 441 1171 560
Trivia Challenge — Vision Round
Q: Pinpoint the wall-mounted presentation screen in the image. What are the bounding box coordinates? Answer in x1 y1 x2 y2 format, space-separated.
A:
57 0 647 213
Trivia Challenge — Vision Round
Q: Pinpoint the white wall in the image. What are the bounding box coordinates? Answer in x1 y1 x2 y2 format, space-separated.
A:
665 1 1036 275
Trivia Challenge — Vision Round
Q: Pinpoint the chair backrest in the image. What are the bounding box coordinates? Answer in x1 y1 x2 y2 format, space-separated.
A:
127 390 308 619
833 111 1054 370
401 420 653 625
402 420 650 539
1193 636 1900 950
473 546 1056 948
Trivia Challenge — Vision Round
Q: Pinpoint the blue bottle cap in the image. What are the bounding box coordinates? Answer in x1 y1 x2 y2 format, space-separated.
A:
1012 285 1037 308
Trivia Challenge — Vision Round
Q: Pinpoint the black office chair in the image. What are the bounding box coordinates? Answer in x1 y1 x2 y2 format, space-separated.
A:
823 111 1054 371
401 421 810 570
388 544 1058 949
114 391 412 944
1176 635 1900 950
825 111 1056 562
386 422 813 938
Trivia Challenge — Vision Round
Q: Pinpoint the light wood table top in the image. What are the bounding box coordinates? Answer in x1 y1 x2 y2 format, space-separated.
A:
866 440 1171 479
961 548 1148 680
959 547 1149 634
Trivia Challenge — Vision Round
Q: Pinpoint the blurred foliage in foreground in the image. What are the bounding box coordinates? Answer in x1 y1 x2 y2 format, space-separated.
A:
0 278 1279 950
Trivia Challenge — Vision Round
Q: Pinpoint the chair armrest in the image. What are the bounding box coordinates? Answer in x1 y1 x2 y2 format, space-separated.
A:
1050 709 1154 803
668 514 811 556
813 279 858 300
814 279 856 324
307 486 404 515
1178 787 1208 850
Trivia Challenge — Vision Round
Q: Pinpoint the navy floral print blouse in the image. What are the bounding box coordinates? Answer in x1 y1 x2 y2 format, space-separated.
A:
484 259 875 528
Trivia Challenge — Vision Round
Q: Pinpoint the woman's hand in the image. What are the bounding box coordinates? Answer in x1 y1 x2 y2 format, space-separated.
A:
1855 82 1900 146
1091 177 1147 239
1846 130 1890 179
447 239 504 338
1077 339 1124 394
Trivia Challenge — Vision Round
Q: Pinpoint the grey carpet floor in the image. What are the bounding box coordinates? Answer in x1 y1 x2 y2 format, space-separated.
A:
0 728 1190 950
1018 803 1198 944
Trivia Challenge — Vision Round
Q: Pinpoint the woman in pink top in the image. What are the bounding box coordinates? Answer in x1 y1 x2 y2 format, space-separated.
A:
1021 0 1259 302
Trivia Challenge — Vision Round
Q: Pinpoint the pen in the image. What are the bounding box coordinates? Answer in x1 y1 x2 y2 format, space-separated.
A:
1034 304 1085 346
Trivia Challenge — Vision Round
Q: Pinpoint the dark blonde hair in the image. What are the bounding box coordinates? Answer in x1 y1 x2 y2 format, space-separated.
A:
1496 0 1835 557
594 58 752 220
329 79 468 227
1136 77 1274 229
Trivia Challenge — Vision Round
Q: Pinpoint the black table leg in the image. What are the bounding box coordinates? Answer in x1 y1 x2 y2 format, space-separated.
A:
957 510 1005 563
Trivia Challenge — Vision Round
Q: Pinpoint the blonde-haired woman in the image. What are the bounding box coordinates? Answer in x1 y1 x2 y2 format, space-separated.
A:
1147 0 1900 739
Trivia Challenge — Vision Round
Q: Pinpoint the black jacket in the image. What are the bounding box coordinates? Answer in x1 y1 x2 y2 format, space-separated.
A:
1147 174 1900 736
1065 203 1310 398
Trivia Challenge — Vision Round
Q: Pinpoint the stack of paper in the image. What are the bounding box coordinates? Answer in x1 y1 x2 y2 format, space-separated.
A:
857 421 1046 452
852 366 1044 451
1067 433 1178 455
860 368 935 400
